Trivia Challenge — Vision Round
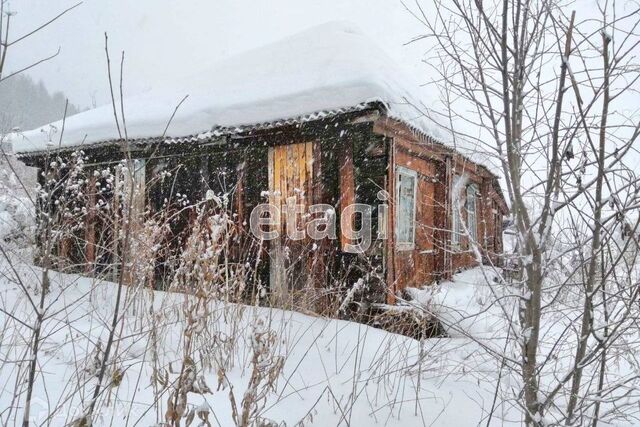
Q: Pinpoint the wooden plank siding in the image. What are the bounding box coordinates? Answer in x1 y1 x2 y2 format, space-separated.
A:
388 135 438 295
373 116 508 297
27 108 507 308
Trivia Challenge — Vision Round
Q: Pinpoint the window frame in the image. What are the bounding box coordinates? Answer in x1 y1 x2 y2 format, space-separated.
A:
133 158 146 185
451 174 463 249
466 184 478 243
395 166 418 251
494 202 502 252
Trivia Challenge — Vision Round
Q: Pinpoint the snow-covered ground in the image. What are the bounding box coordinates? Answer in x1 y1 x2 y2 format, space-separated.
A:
1 242 638 426
407 267 514 341
0 257 523 426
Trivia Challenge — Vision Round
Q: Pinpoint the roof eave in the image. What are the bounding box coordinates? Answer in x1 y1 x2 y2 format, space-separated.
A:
16 101 387 162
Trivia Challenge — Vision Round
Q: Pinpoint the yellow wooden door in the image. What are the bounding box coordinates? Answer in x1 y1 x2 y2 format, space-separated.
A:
268 142 314 304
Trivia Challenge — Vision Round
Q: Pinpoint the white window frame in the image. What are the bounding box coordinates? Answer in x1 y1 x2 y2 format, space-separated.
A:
395 166 418 250
451 174 463 248
122 158 147 218
466 184 478 243
133 159 146 186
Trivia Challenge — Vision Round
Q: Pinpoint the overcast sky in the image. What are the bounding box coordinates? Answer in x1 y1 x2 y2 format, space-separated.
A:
6 0 639 197
5 0 436 109
5 1 628 110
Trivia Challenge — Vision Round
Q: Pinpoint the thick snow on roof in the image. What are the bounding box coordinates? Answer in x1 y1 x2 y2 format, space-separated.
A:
14 21 436 154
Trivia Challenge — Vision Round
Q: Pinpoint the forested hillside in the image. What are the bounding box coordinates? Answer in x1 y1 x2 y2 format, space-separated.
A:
0 74 80 135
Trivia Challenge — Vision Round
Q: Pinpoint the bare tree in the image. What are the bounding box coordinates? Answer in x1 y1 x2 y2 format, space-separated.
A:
0 3 83 426
0 1 81 82
405 0 640 424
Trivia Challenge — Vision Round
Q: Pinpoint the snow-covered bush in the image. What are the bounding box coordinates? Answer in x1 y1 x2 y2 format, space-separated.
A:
0 192 33 243
405 267 512 340
0 158 35 248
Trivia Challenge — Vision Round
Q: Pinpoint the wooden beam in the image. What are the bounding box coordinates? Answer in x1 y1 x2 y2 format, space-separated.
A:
339 141 355 251
85 175 96 273
386 138 396 304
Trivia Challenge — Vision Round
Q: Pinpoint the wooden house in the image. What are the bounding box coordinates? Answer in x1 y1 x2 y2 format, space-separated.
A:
13 22 508 306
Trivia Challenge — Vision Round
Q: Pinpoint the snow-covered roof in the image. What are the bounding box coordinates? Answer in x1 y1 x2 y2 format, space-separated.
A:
13 21 438 155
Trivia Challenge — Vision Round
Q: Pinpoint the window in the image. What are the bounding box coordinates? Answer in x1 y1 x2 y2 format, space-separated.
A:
396 167 417 249
451 175 463 248
466 184 478 242
494 205 502 252
133 159 146 187
131 158 146 213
